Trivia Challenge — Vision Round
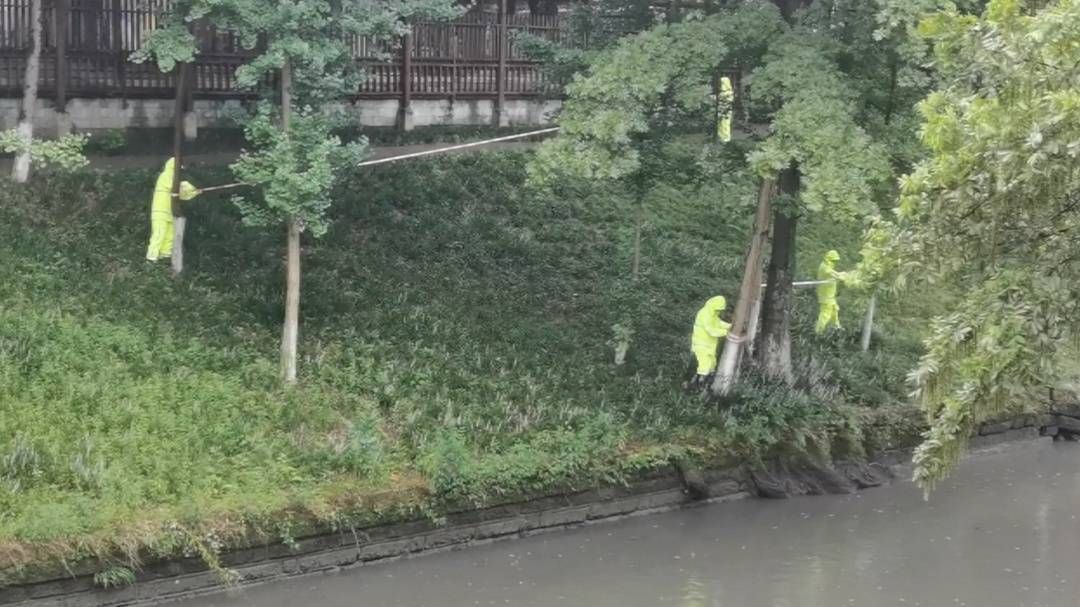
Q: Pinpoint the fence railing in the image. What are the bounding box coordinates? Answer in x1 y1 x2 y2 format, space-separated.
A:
0 0 583 101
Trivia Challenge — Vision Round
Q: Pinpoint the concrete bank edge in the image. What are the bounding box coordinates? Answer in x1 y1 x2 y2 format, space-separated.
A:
5 411 1073 607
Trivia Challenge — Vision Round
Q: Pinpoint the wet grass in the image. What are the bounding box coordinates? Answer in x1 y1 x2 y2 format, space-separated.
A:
0 148 927 582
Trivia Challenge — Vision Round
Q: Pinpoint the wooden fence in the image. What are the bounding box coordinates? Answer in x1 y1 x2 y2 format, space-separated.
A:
0 0 586 102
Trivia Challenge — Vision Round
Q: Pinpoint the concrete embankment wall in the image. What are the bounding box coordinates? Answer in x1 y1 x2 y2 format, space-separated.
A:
0 98 561 137
5 408 1077 607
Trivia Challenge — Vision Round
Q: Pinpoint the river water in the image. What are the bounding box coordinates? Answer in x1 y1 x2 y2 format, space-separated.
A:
184 441 1080 607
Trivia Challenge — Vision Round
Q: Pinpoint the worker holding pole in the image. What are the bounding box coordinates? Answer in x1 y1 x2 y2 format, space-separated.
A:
690 295 732 387
717 76 734 143
146 158 200 262
815 250 852 334
145 158 249 262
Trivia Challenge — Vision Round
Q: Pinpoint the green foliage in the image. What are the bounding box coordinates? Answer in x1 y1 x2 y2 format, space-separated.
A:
133 21 199 72
874 0 1080 491
748 31 893 218
85 129 128 155
0 130 88 173
231 106 365 236
528 3 783 187
512 0 659 88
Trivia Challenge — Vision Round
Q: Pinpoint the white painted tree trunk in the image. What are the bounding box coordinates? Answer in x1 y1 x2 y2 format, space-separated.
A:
170 217 186 275
282 219 301 384
12 0 43 183
861 292 877 352
279 60 300 384
170 61 189 276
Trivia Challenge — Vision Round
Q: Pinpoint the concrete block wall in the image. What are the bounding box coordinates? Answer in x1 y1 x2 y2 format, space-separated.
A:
1 97 560 136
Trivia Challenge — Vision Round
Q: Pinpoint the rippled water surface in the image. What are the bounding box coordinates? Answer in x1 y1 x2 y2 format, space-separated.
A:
184 441 1080 607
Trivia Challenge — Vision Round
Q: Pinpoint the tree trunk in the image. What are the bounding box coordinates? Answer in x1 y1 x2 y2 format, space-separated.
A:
279 60 300 384
711 179 775 396
282 219 301 384
757 166 799 382
12 0 43 183
170 61 189 276
861 292 877 352
631 197 643 281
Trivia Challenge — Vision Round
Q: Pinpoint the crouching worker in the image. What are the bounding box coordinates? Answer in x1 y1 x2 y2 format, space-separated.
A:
146 158 200 261
689 295 732 388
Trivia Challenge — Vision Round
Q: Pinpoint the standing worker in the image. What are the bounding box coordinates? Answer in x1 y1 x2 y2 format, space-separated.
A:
146 158 200 262
815 250 850 334
690 295 732 387
717 76 734 143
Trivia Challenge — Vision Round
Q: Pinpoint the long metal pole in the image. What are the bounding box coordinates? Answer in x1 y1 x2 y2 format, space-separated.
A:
356 126 559 167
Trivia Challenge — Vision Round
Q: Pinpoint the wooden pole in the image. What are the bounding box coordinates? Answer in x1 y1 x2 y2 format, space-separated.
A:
711 179 774 396
54 0 68 113
450 29 458 104
113 0 125 100
494 0 508 127
398 30 412 131
861 292 877 352
745 297 762 358
280 60 300 384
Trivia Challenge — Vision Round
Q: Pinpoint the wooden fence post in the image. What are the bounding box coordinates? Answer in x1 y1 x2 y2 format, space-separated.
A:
397 30 413 131
54 0 70 133
112 0 125 102
450 29 457 105
494 0 508 127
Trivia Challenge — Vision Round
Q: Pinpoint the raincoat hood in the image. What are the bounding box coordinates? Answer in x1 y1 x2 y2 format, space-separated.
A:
704 295 727 313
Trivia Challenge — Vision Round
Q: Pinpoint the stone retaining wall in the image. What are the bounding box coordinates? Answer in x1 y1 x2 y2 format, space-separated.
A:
5 406 1078 607
0 98 560 138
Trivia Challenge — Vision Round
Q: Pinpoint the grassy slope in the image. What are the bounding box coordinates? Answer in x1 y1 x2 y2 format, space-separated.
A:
0 149 926 579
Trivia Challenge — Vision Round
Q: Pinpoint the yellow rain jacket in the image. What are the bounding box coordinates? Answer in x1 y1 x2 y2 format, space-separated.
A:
691 295 731 376
718 76 734 143
815 250 848 333
146 158 199 261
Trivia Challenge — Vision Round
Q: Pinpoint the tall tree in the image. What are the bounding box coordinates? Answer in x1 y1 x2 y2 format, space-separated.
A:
11 0 43 183
228 0 457 383
746 22 893 381
871 0 1080 491
528 3 784 272
529 1 899 392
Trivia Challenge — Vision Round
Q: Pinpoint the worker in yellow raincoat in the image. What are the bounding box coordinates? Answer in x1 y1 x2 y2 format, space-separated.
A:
146 158 200 261
815 250 850 333
717 76 734 143
690 295 731 385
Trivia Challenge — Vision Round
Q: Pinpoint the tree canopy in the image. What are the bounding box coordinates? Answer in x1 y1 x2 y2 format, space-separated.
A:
872 0 1080 490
